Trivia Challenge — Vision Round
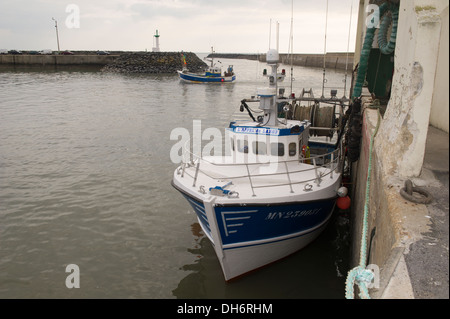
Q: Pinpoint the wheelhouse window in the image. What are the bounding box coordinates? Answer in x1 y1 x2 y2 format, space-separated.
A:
299 136 303 154
237 139 249 153
252 141 267 155
230 138 235 151
289 143 297 156
270 142 285 157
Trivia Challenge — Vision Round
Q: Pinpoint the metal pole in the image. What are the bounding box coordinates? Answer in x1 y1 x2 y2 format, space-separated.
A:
52 18 60 54
192 161 200 187
289 0 294 96
284 162 294 193
276 21 279 52
269 18 272 49
321 0 329 98
245 164 256 197
343 0 354 99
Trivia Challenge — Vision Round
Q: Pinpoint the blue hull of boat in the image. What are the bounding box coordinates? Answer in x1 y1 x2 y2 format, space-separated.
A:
178 71 236 83
181 191 336 248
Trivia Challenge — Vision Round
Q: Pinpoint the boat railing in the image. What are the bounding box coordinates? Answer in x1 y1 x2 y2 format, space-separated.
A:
178 138 344 196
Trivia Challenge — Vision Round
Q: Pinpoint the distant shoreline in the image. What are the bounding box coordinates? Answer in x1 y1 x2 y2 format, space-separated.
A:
207 52 355 70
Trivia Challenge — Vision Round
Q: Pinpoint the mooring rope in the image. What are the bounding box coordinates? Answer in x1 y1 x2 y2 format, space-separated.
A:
345 1 399 299
345 102 381 299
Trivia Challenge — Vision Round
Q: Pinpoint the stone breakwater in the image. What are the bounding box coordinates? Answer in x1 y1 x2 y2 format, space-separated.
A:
101 52 207 74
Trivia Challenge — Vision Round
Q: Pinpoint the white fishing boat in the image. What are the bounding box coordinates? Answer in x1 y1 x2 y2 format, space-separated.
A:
172 48 350 281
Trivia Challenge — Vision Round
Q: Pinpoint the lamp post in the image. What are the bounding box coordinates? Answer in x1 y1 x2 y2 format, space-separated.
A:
52 17 60 54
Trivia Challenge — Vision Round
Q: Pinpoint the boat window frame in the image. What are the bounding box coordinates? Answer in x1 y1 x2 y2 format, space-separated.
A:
289 142 297 157
299 136 303 154
237 138 249 154
270 142 285 157
210 67 221 74
252 141 267 155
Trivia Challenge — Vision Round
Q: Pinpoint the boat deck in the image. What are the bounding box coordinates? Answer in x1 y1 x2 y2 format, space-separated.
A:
174 154 342 205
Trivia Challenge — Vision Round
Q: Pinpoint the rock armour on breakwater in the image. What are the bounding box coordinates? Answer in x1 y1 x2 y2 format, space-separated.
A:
101 52 207 74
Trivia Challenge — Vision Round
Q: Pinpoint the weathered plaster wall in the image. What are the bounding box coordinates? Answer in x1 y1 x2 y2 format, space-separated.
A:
350 0 448 297
429 6 449 133
375 0 445 178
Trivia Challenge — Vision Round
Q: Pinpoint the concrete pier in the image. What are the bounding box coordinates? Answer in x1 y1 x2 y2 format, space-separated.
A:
0 54 119 66
267 53 354 70
208 52 354 70
351 91 449 299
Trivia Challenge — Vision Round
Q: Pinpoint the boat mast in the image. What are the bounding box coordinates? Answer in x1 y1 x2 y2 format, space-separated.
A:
258 49 279 127
321 0 329 98
276 21 280 52
268 18 272 49
258 21 282 127
210 46 214 68
343 0 354 99
289 0 294 96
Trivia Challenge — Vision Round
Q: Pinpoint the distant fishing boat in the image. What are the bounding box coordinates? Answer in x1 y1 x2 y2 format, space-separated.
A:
172 48 349 281
177 47 236 83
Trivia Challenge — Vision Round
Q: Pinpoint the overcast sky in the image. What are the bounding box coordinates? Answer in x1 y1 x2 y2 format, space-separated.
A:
0 0 360 53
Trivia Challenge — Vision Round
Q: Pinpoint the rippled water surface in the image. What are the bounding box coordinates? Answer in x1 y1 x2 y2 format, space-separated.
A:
0 55 350 298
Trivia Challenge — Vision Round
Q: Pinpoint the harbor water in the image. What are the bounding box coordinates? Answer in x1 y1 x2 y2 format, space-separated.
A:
0 54 351 298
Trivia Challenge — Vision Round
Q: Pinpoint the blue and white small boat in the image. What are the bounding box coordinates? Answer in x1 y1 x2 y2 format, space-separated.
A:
172 49 348 281
177 48 236 83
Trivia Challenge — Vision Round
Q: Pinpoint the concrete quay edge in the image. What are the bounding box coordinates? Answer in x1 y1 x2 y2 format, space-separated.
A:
353 93 449 299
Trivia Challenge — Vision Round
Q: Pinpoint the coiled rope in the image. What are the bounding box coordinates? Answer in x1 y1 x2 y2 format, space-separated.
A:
352 2 399 99
378 7 399 55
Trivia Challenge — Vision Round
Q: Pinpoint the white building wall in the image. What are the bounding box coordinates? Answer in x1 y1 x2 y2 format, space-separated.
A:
429 6 449 133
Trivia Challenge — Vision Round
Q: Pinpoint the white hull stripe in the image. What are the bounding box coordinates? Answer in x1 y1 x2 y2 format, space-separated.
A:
222 210 333 250
220 210 258 237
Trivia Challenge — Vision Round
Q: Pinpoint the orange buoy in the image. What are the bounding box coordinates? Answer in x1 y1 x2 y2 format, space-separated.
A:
337 196 351 210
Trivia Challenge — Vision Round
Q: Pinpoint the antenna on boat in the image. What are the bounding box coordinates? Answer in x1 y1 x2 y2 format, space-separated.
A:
288 0 294 96
276 21 280 52
210 46 215 68
269 18 272 49
321 0 329 98
343 0 354 99
268 19 280 51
